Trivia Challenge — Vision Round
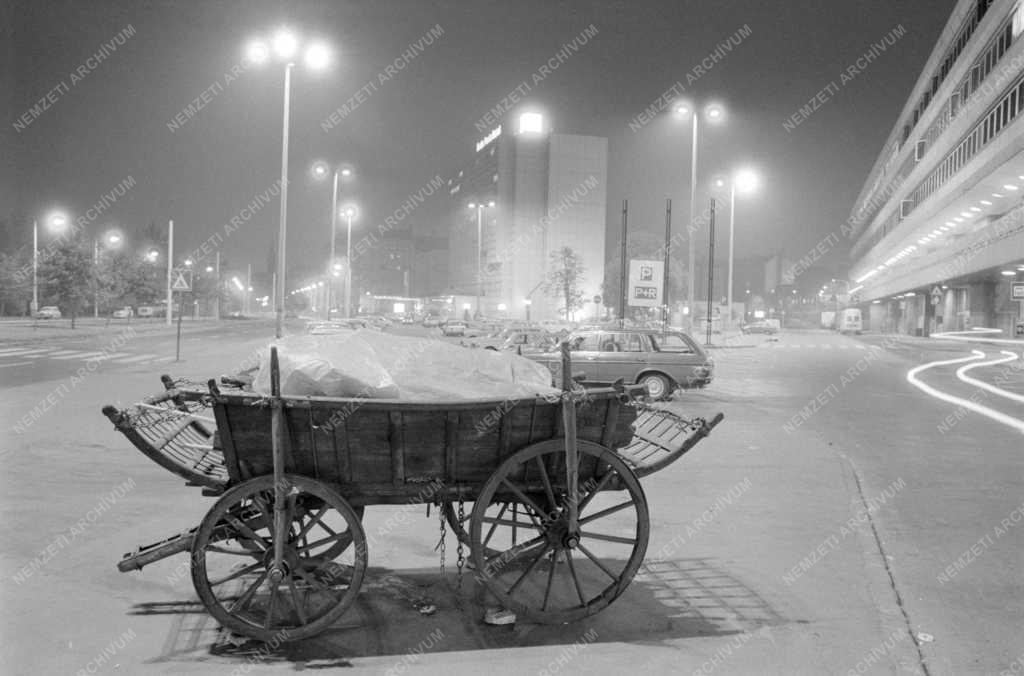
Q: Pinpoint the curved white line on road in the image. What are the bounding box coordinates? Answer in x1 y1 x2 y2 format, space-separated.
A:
906 351 1024 434
955 351 1024 404
933 328 1024 346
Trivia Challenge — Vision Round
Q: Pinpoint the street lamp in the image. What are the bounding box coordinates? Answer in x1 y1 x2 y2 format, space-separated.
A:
340 204 359 318
246 28 332 338
312 161 355 318
673 101 726 333
524 298 532 322
32 211 68 315
468 200 495 318
93 229 123 318
714 168 759 331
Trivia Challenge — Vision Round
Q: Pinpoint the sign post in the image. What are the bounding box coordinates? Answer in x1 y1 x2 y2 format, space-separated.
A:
930 285 943 306
1012 282 1024 336
171 268 192 362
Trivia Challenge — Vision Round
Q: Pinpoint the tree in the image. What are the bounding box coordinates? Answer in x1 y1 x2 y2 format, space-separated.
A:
0 248 33 316
38 238 93 328
544 246 585 321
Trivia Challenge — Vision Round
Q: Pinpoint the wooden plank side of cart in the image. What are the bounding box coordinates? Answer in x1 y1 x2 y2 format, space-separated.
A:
211 387 639 506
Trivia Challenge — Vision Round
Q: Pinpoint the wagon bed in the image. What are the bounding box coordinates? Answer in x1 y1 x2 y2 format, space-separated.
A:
103 347 723 641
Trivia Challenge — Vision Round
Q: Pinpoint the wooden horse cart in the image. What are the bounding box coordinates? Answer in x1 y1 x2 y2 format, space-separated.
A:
103 347 723 641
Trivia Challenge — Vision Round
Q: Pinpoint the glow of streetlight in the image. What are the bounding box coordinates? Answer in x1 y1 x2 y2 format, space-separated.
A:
311 161 329 179
47 211 69 233
245 40 270 65
340 204 358 220
734 168 760 194
272 29 299 59
145 249 159 263
184 259 193 267
340 167 352 178
706 104 725 122
205 265 214 273
304 42 331 70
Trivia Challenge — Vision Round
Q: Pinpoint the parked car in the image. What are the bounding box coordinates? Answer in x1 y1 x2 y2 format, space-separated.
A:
441 320 467 337
422 316 442 328
740 320 778 335
34 306 61 319
525 329 714 400
112 306 134 319
465 327 555 352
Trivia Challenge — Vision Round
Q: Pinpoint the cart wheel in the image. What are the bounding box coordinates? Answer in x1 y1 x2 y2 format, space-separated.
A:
191 475 367 642
470 439 649 624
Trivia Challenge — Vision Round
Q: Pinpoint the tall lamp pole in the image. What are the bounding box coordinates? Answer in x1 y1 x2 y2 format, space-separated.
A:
245 29 333 338
32 212 68 316
673 102 725 333
340 205 358 318
715 168 759 332
468 200 494 318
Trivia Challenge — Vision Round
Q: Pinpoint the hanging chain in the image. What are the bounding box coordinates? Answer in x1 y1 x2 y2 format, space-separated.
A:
455 499 466 594
437 501 447 580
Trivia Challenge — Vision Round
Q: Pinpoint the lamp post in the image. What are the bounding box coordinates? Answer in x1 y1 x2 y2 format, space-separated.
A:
340 204 358 318
312 162 354 319
714 168 759 331
468 200 495 318
32 211 68 315
524 298 532 322
673 102 725 333
246 29 332 338
93 230 123 318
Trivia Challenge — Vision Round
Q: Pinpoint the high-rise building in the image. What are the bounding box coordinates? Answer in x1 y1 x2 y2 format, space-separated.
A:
848 0 1024 336
446 112 608 321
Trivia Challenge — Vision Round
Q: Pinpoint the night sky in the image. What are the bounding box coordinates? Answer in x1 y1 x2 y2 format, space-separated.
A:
4 0 956 288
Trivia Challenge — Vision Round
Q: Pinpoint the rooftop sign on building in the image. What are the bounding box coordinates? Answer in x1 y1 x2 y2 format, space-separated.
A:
475 125 501 152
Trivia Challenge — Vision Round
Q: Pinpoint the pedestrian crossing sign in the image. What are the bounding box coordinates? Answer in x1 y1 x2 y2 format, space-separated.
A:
171 269 192 292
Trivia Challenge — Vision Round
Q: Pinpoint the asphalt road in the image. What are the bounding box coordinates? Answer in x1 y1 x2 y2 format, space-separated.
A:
1 324 1021 675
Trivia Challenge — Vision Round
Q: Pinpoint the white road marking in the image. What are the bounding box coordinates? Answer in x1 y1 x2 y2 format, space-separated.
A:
152 356 176 363
46 350 82 356
955 351 1024 404
91 352 129 361
933 328 1024 346
50 351 108 360
907 351 1024 434
0 348 55 356
0 361 31 368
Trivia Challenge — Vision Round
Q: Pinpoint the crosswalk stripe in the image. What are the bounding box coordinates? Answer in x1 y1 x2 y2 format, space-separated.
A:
0 361 31 368
0 347 36 355
92 352 129 361
0 348 55 356
51 352 108 360
114 354 159 363
47 350 86 356
152 356 176 363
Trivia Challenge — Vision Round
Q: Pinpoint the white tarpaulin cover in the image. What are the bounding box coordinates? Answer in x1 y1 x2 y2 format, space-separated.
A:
252 330 560 400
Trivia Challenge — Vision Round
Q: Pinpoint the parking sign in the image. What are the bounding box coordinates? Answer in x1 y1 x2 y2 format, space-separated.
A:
628 259 663 307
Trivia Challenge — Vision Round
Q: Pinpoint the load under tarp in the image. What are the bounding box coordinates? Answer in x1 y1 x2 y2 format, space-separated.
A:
251 330 561 400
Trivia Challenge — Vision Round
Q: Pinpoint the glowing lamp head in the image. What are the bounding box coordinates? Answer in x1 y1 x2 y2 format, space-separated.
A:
272 29 299 59
304 42 330 70
734 168 760 194
245 40 270 65
340 167 353 178
205 266 214 273
673 102 692 118
518 112 544 134
311 161 329 179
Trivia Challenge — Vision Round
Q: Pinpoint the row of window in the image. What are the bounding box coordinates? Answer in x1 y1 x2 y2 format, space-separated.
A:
860 69 1024 255
901 0 993 144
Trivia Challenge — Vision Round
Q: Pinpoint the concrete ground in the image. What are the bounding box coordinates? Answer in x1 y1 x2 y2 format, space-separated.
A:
1 324 1021 674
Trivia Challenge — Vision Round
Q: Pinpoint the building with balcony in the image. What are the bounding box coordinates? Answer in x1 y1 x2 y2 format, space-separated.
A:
445 112 608 321
848 0 1024 337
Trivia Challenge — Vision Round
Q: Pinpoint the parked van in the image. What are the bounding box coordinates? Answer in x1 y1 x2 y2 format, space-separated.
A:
839 308 862 334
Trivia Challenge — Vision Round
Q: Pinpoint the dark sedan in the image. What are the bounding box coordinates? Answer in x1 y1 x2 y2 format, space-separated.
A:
525 329 714 400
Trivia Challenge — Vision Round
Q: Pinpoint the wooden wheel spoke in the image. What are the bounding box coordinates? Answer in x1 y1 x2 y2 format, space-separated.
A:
480 515 545 531
287 577 308 625
224 514 269 550
485 535 546 568
506 544 550 596
575 542 618 581
580 530 636 546
578 500 635 526
565 550 587 605
295 531 349 554
264 584 279 629
542 552 557 611
535 456 558 513
293 505 328 543
575 470 616 515
482 503 509 549
499 480 547 523
209 561 264 587
227 569 268 613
